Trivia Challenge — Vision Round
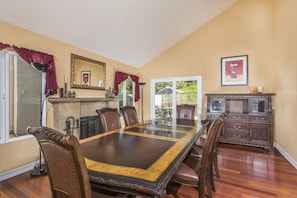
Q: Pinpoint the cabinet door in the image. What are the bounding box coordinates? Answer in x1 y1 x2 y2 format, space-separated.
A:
249 124 271 142
250 98 267 114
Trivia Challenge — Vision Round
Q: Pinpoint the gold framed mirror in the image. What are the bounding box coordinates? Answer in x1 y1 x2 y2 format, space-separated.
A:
70 54 106 90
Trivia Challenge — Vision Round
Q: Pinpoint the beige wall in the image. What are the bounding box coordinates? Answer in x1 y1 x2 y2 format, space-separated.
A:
140 0 296 164
140 0 275 119
1 0 297 173
274 0 297 163
0 20 140 173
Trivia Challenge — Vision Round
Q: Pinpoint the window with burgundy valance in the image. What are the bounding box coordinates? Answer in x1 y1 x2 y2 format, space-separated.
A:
114 71 140 102
0 42 58 94
0 42 58 143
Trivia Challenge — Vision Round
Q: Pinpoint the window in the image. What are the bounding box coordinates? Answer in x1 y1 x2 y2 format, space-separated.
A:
150 76 202 120
0 50 43 143
116 77 135 110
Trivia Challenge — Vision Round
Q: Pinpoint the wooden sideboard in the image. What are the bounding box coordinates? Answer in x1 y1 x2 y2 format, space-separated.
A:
206 93 275 150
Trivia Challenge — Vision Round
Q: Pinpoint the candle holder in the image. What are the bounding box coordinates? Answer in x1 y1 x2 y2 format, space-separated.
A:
64 83 68 98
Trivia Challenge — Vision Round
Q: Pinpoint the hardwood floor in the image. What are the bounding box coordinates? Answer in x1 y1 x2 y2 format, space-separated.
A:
1 144 297 198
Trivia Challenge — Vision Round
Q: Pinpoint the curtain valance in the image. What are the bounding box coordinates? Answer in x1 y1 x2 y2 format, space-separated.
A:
114 71 140 102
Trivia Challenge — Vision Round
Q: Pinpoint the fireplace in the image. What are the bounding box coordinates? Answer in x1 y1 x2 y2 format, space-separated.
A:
48 97 121 138
80 115 102 139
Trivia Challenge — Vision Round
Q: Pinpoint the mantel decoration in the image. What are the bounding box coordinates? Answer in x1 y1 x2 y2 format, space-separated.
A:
81 71 91 86
221 55 248 86
70 53 106 90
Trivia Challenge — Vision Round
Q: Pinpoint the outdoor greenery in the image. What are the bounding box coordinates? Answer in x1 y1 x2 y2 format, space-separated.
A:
155 81 197 94
154 81 198 118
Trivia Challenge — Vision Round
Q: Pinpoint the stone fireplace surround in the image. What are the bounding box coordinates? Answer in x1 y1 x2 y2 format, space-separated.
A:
48 97 121 138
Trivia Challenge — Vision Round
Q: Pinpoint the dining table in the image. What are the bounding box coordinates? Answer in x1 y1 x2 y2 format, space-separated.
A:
79 118 205 197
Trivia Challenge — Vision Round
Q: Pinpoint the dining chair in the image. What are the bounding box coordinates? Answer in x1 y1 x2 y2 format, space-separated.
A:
120 106 139 126
193 113 225 192
170 117 223 198
26 126 122 198
176 104 195 120
96 107 121 132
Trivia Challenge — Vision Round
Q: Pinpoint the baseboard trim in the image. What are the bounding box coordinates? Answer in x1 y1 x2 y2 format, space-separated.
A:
275 143 297 169
0 160 44 182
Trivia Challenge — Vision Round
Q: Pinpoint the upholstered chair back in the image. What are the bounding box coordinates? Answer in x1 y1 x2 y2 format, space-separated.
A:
27 126 92 198
96 107 121 132
177 104 195 120
120 106 139 126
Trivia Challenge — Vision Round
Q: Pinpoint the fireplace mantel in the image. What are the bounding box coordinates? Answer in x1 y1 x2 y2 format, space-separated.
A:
48 97 121 104
48 97 121 138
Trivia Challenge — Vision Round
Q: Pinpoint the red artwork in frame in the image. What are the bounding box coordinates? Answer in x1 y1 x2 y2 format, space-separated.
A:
221 55 248 86
81 71 91 86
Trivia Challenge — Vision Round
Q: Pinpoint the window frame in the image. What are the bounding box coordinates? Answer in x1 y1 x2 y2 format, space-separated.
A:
0 50 45 144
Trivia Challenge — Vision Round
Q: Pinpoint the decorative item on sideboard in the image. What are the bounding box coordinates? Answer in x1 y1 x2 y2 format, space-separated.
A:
106 86 115 98
252 86 264 94
257 86 263 94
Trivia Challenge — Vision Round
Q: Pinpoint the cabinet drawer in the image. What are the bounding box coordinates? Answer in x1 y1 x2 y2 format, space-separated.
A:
226 114 249 121
249 115 272 123
207 113 221 119
226 129 248 139
225 122 248 131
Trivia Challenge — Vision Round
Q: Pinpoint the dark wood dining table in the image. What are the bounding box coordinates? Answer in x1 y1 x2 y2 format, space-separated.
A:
80 118 205 197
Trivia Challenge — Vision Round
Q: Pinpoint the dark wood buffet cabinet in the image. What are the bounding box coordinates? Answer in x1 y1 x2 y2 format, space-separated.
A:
206 93 275 150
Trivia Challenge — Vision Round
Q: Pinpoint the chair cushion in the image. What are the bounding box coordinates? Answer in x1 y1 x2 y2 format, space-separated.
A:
174 163 199 182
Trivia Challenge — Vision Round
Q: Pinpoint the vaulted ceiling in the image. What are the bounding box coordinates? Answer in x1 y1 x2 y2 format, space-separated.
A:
0 0 238 68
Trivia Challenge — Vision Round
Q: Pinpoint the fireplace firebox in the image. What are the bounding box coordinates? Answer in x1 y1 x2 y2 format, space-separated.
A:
80 116 102 139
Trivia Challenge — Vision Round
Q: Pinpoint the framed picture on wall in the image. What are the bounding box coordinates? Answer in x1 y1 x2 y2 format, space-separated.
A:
81 71 91 86
221 55 248 86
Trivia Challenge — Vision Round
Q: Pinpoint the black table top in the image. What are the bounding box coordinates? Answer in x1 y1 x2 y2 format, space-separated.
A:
80 119 204 197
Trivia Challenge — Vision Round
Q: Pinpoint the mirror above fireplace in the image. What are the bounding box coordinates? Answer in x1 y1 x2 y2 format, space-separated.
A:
70 53 106 90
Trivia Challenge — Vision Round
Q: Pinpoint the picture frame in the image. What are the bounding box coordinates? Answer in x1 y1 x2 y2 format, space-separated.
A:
71 53 106 90
221 55 248 86
81 71 91 86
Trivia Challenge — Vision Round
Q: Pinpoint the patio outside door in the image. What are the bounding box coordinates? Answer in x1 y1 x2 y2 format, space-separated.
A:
151 76 202 120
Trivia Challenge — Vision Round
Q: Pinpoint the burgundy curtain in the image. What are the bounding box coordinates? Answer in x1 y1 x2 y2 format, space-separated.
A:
13 46 58 94
0 42 10 50
129 74 140 102
114 71 140 102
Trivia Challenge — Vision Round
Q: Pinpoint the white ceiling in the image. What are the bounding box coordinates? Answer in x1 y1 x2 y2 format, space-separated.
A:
0 0 238 68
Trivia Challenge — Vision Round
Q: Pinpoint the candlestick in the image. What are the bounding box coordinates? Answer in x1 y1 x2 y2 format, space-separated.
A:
64 82 68 98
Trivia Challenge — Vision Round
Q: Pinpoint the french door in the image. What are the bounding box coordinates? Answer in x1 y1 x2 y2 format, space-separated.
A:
150 76 202 120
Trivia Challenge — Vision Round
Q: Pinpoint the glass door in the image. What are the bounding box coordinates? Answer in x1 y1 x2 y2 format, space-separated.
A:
154 81 173 118
151 76 202 120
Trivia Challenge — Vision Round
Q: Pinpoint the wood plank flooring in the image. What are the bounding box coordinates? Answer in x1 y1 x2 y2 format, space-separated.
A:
1 143 297 198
